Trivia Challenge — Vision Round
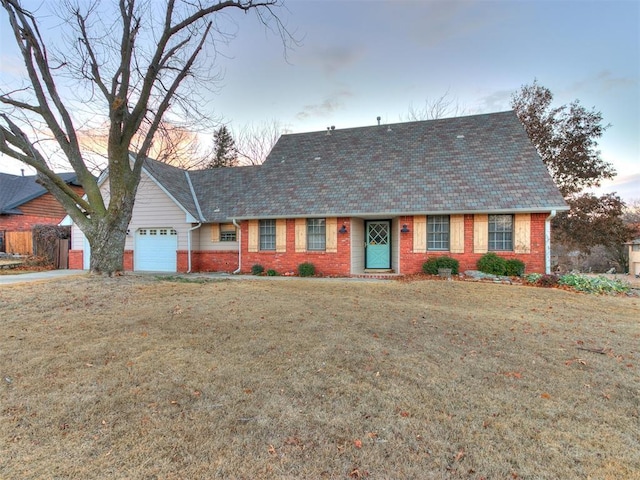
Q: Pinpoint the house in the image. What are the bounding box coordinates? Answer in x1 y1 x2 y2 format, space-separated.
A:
67 111 569 275
626 238 640 277
0 171 82 254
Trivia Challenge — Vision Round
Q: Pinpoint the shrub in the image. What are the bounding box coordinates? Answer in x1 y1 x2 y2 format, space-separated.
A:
505 259 525 277
251 264 264 275
266 269 277 276
524 273 542 285
537 274 559 287
559 273 630 294
298 262 315 277
422 256 460 275
477 252 507 276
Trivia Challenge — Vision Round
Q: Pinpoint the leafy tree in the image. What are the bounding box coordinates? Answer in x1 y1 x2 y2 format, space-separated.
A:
0 0 290 275
208 125 238 168
511 81 633 257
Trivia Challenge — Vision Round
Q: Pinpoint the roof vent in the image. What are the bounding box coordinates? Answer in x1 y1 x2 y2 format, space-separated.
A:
326 127 331 135
377 116 381 126
331 125 335 131
387 124 392 132
457 135 465 139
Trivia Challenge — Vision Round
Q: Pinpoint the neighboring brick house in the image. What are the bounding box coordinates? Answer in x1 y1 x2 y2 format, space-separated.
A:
67 111 568 275
0 172 82 254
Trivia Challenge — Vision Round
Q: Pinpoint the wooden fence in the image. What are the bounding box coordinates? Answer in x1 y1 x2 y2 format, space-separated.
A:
5 231 33 255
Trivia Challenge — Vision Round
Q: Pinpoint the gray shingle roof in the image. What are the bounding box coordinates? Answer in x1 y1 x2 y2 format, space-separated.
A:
142 158 200 219
0 172 78 214
143 111 568 221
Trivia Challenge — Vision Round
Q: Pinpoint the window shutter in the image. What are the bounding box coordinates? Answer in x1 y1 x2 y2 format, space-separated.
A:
248 220 259 253
473 214 488 253
413 215 426 253
211 223 220 242
276 219 287 252
295 218 306 252
326 217 338 253
514 214 531 253
450 214 464 253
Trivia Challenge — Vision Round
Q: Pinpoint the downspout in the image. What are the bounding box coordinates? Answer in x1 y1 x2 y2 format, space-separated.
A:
187 223 202 273
545 210 557 274
184 170 204 274
232 218 241 274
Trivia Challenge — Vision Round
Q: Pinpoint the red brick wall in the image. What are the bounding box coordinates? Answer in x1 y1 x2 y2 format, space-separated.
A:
240 218 352 276
68 249 134 271
69 250 83 269
177 250 238 273
0 214 64 231
399 213 548 274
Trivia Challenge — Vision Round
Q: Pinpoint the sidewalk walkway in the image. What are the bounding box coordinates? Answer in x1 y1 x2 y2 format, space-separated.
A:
0 270 86 285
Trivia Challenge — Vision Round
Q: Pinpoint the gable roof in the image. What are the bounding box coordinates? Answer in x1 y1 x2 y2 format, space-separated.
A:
0 171 79 215
140 111 568 222
223 110 567 219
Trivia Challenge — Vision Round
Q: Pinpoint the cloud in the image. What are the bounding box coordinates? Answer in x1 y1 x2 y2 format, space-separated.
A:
401 1 508 49
568 70 638 94
295 89 353 121
474 89 513 113
304 45 364 76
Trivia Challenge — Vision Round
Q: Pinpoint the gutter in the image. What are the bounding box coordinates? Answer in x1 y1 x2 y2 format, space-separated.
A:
232 218 241 274
545 210 557 274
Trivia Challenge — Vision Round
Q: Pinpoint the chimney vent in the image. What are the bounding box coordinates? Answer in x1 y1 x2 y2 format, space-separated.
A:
377 116 381 126
21 169 24 176
326 127 331 135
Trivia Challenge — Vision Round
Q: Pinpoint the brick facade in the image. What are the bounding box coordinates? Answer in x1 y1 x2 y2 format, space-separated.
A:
241 218 351 276
177 250 239 273
399 213 547 274
70 214 550 275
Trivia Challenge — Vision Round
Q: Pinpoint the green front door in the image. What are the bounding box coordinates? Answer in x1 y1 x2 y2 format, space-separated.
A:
366 221 391 269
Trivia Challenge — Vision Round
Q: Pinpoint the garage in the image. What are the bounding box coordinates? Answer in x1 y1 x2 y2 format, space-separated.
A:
135 228 178 272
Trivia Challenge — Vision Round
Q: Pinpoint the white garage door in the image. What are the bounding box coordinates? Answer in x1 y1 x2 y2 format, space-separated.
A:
135 228 178 272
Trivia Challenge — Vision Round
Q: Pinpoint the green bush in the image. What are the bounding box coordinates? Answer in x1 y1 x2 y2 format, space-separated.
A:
505 259 526 277
422 256 460 275
298 262 316 277
524 273 542 284
266 269 277 276
251 264 264 275
476 252 507 275
559 273 630 294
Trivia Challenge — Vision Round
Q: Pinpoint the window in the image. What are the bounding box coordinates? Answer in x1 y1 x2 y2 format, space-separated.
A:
489 214 513 251
220 223 237 242
307 218 326 251
259 219 276 251
633 244 640 252
428 215 450 251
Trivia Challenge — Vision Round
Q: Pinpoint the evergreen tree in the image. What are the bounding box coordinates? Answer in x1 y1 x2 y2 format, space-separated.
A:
208 125 238 168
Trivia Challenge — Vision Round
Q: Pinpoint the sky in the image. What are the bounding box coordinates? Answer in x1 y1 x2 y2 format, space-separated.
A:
0 0 638 201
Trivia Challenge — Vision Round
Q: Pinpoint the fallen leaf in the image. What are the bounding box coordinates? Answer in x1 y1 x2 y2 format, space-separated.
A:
267 445 276 455
400 411 410 417
540 392 551 399
353 439 362 449
454 449 465 462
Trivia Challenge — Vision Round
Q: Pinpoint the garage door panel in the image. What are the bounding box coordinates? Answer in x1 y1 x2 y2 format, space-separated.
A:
135 228 177 272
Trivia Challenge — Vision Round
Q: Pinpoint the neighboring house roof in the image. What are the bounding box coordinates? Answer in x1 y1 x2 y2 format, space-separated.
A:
0 171 79 215
142 111 569 222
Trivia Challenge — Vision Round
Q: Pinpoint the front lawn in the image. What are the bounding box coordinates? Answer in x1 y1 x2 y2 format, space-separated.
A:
1 276 638 479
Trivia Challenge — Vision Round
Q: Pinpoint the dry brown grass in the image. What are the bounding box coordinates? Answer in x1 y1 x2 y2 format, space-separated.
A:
1 275 638 479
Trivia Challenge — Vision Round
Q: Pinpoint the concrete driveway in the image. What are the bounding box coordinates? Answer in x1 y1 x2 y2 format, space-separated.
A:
0 269 86 285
